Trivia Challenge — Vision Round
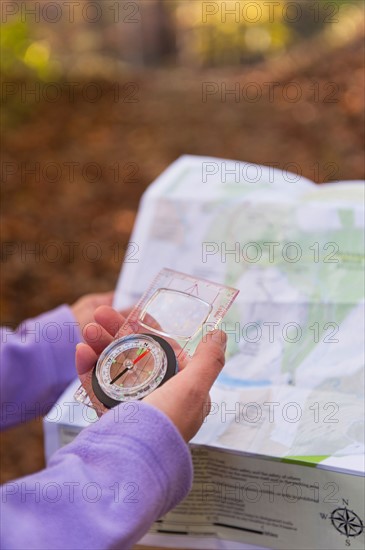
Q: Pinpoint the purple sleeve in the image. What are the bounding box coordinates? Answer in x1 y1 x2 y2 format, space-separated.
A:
0 402 193 550
0 306 82 430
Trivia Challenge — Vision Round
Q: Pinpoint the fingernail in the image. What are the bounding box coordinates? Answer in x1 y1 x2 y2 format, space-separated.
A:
211 330 227 347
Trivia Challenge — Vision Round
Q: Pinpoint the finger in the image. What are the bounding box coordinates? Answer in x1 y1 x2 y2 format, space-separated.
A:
115 311 163 338
75 342 97 375
175 330 227 394
119 307 134 319
94 306 127 337
82 322 114 354
115 315 140 338
92 291 114 307
75 343 107 417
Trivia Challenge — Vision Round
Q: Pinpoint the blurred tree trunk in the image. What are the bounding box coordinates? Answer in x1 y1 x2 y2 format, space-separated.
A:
140 0 177 66
104 0 177 67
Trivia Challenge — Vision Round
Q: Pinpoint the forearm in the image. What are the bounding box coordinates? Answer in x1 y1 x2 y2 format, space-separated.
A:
0 306 82 430
0 402 193 550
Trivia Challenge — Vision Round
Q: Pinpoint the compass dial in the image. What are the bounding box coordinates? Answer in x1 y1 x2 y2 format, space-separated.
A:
92 333 177 408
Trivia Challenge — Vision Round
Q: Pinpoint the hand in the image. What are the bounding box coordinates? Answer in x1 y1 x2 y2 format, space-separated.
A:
143 329 226 441
71 292 114 336
75 306 227 442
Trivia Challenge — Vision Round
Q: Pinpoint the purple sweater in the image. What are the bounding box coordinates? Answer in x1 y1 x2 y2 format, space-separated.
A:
0 306 193 549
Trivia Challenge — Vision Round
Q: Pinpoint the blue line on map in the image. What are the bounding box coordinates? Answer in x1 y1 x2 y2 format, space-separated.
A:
218 373 272 387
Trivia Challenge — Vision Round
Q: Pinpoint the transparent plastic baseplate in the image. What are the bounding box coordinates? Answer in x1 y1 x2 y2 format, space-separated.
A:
74 268 239 411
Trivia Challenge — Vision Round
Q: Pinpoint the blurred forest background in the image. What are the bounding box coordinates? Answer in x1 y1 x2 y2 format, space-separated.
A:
1 0 364 523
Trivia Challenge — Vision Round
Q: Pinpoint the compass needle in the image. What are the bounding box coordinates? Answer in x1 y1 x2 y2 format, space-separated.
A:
109 367 129 385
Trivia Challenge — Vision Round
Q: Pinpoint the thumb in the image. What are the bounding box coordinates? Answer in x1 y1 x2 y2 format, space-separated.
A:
143 330 227 442
177 330 227 393
75 342 97 375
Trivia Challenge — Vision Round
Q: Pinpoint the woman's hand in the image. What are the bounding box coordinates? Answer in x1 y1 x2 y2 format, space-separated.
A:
75 306 227 442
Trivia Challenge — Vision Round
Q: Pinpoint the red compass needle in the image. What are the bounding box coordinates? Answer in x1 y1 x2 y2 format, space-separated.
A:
132 349 150 364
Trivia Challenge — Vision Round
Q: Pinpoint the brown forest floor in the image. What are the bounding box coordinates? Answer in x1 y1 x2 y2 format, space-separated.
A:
1 30 364 534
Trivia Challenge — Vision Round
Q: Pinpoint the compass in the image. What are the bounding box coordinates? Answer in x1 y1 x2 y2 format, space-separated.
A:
74 268 239 413
91 333 178 408
330 507 363 538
